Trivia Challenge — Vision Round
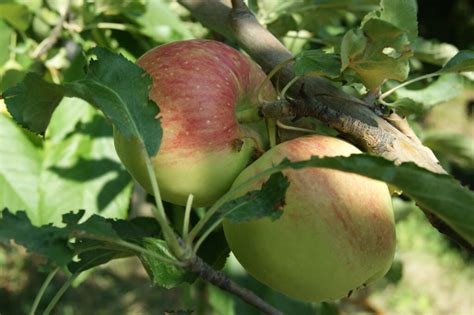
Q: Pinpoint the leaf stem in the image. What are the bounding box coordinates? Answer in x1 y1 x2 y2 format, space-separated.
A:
140 144 183 258
280 75 301 99
75 232 183 266
42 272 79 315
30 268 59 315
182 194 194 240
186 167 281 244
257 57 294 104
379 72 440 103
192 218 224 255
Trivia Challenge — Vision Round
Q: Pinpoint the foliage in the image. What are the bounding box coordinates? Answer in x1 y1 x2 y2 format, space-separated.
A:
0 0 473 314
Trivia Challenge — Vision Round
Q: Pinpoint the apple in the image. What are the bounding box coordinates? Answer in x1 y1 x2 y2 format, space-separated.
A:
223 135 396 302
114 40 275 206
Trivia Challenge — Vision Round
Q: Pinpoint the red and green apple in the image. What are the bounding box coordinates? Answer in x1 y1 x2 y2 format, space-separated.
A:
114 40 275 206
223 135 396 302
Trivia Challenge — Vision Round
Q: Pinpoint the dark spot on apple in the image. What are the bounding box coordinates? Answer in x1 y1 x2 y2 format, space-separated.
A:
347 289 353 298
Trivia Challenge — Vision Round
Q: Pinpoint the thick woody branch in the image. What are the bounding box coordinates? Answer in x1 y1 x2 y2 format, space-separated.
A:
185 255 283 315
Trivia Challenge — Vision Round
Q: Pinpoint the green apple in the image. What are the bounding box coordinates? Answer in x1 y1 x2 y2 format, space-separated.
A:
114 40 275 207
223 135 396 301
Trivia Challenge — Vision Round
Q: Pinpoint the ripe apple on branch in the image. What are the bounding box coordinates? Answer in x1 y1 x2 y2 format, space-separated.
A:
113 39 397 303
114 39 275 207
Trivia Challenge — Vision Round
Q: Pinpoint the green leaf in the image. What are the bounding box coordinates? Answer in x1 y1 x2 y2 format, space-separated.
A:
439 50 474 74
277 154 474 246
77 47 162 156
3 72 65 134
384 259 403 284
395 74 464 111
139 238 192 289
412 38 459 66
0 209 73 266
69 216 162 273
294 50 341 78
0 69 26 91
423 132 474 168
341 18 412 89
0 102 132 225
363 0 418 42
0 114 42 216
0 208 165 271
220 172 288 223
3 47 162 157
136 0 193 42
267 14 297 37
0 19 13 67
0 2 31 31
386 97 423 116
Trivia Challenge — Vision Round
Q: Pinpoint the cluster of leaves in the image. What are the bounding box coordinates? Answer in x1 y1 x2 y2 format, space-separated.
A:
0 0 474 313
254 0 474 173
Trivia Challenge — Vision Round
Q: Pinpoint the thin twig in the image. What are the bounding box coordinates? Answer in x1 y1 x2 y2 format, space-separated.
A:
185 255 283 315
32 0 72 59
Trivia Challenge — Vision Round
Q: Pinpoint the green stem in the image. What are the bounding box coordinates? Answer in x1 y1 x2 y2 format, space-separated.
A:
379 72 440 103
140 144 183 258
267 119 277 148
276 120 317 134
280 75 300 99
75 232 182 266
193 218 224 255
30 268 59 315
186 167 282 245
42 272 79 315
182 194 194 240
257 57 294 104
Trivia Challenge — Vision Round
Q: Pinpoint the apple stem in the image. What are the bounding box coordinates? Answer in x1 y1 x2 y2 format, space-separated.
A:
182 194 194 240
267 119 277 148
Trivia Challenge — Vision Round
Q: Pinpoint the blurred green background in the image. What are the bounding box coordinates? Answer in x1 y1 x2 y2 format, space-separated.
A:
0 0 473 314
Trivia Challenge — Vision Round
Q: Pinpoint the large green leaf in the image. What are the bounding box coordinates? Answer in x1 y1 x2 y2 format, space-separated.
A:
3 47 162 157
275 155 474 246
0 210 73 266
0 209 161 268
0 100 133 225
0 114 42 215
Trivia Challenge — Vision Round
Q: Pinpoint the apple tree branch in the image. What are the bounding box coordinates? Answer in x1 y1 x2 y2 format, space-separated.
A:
177 0 473 252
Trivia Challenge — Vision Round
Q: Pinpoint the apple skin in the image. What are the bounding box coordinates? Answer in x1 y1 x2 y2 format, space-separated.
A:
223 135 396 302
114 40 275 207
